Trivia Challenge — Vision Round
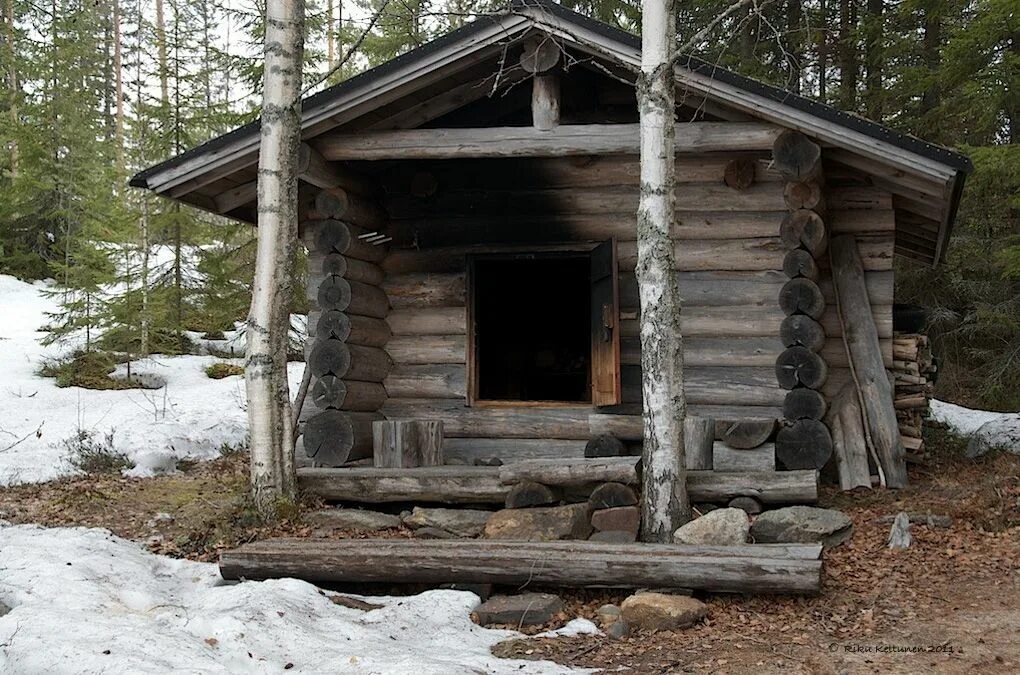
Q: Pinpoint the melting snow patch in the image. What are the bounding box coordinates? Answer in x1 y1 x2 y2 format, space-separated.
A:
929 399 1020 457
0 525 585 674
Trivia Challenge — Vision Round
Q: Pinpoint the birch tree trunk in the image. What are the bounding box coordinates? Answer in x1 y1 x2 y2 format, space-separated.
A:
637 0 689 542
246 0 304 516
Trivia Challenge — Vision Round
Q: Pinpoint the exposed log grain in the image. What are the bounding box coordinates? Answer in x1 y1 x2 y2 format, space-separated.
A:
780 314 826 351
776 419 833 470
724 158 756 190
310 376 388 412
775 346 829 390
783 387 827 420
719 419 776 449
780 210 827 256
783 248 819 280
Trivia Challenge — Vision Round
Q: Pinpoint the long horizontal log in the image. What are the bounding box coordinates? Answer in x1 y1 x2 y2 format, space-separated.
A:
498 457 641 486
386 334 466 364
384 364 467 399
219 539 822 594
713 442 776 472
443 438 588 464
379 399 592 439
308 311 392 347
297 466 818 506
385 206 893 249
316 123 783 160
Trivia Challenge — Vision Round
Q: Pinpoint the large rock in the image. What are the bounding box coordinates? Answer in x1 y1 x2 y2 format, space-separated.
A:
472 593 564 626
620 592 708 631
402 507 493 538
672 507 749 546
484 503 592 541
304 509 401 531
966 417 1020 458
751 506 853 548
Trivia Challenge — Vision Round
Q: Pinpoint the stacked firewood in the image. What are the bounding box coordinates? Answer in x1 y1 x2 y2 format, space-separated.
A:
892 333 935 457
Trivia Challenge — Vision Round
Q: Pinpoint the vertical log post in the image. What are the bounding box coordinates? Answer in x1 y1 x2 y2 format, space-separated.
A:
520 34 561 131
772 130 833 471
684 416 715 470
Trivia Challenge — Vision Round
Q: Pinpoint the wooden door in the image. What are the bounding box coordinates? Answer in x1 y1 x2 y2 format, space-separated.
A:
590 239 622 406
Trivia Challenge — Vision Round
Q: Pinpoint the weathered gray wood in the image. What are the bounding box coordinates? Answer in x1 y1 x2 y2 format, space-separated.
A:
309 219 387 262
780 314 826 351
779 278 826 319
505 480 559 508
772 130 822 182
219 538 823 594
724 158 756 190
310 311 392 346
783 387 827 420
584 434 627 458
314 187 388 230
775 346 829 390
384 364 466 399
713 442 776 472
302 410 382 465
718 419 775 449
383 273 466 308
825 383 871 490
383 399 592 439
780 210 827 256
315 277 390 318
783 180 825 211
309 340 392 381
519 35 560 73
298 142 377 195
310 376 388 412
316 123 783 160
783 248 819 281
684 417 715 470
299 466 508 503
298 467 818 505
498 457 640 486
776 420 833 470
385 335 466 364
443 438 587 464
531 74 560 131
373 419 444 468
829 235 907 487
312 253 384 286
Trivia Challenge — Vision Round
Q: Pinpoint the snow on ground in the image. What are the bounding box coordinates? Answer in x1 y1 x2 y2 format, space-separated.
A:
0 525 583 674
930 399 1020 457
0 274 303 485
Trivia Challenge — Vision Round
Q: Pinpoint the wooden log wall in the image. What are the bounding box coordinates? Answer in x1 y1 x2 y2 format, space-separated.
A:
771 131 834 472
377 150 895 464
299 200 393 467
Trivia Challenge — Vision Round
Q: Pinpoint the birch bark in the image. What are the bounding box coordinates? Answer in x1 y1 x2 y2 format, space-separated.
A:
637 0 690 542
247 0 304 516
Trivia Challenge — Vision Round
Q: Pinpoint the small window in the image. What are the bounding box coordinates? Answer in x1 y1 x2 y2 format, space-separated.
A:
467 243 621 406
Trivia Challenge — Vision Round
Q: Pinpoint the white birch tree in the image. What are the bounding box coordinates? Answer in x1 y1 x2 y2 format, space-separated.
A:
637 0 689 542
246 0 304 516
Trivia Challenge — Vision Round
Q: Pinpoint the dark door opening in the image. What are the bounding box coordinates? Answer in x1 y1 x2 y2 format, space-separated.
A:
470 255 591 403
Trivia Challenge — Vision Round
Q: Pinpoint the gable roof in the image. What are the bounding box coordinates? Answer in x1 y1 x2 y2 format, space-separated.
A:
131 0 971 265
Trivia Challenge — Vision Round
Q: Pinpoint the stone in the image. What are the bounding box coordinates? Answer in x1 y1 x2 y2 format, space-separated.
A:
693 503 719 514
472 593 564 626
964 416 1020 458
402 507 493 537
728 496 763 515
588 482 638 509
751 506 854 548
484 503 592 541
620 592 708 631
606 620 630 639
413 527 458 539
596 604 622 627
887 511 912 549
590 506 641 536
505 480 559 509
672 508 749 546
876 512 952 529
146 512 175 528
589 530 637 543
305 509 402 532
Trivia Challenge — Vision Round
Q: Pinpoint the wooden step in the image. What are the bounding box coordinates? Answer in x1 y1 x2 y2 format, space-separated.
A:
297 466 817 505
219 539 823 594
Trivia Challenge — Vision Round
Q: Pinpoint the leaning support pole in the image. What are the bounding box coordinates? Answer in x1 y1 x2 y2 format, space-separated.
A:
220 539 823 594
637 0 688 542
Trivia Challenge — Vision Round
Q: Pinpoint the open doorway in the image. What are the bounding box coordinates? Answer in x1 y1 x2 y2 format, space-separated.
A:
469 254 592 404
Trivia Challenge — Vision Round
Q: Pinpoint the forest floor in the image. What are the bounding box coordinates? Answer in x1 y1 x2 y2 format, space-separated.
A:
0 428 1017 674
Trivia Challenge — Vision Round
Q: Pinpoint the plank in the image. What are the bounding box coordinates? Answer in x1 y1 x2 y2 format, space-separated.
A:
497 457 641 486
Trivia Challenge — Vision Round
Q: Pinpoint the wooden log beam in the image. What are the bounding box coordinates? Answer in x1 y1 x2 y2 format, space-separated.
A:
373 420 444 468
830 235 908 487
317 123 783 160
219 538 823 594
298 142 377 195
531 74 560 131
497 457 641 486
713 442 776 472
297 467 818 505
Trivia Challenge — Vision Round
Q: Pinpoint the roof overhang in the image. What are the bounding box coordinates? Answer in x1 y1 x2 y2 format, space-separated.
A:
131 0 971 266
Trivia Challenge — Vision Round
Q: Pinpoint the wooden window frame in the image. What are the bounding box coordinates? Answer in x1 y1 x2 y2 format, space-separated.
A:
466 248 596 408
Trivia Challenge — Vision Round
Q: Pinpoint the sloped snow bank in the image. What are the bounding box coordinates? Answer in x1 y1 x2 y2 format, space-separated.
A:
929 400 1020 457
0 274 303 485
0 525 584 674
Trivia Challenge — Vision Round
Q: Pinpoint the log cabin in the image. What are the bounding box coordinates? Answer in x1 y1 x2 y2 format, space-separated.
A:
132 0 970 505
